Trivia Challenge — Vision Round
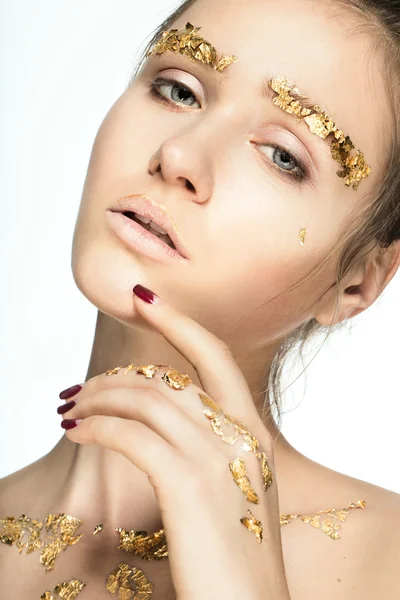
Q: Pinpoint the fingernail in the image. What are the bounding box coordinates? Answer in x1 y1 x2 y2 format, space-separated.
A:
133 284 160 304
59 384 83 400
61 419 82 430
57 400 76 415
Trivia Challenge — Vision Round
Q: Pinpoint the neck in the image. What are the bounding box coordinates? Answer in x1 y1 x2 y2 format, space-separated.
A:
17 310 308 532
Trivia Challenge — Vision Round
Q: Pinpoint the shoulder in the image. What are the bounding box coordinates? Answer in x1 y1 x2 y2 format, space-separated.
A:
282 463 400 600
323 472 400 598
358 480 400 596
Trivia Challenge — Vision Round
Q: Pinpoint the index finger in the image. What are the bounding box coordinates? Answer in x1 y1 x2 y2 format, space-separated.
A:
132 284 261 422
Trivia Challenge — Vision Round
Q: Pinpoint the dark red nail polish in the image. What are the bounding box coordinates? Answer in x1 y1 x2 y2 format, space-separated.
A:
57 400 76 415
133 284 159 304
61 419 79 430
59 384 82 400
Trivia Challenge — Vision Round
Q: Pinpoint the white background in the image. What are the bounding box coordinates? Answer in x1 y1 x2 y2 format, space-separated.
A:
0 1 398 492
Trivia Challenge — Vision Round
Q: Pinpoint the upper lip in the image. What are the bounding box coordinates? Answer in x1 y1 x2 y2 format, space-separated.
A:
110 194 190 259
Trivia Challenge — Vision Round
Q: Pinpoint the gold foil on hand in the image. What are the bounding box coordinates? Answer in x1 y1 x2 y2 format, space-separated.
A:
229 457 260 504
106 363 192 390
240 509 263 543
161 368 192 390
299 228 306 246
198 393 273 491
255 451 273 491
269 76 371 190
106 561 154 598
146 22 237 73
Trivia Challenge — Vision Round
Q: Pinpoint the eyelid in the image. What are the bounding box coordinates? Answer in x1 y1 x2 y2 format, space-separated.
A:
148 68 206 103
145 73 312 185
254 126 313 176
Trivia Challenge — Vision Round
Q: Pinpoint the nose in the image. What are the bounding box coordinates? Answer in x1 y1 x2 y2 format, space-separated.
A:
148 136 213 204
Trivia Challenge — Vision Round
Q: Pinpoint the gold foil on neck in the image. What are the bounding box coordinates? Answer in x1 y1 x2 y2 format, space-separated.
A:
146 21 237 73
269 76 371 190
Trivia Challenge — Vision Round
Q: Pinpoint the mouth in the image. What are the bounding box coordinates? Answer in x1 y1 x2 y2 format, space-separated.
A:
122 211 177 250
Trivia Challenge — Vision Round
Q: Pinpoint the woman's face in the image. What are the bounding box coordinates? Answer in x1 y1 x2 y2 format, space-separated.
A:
71 0 389 352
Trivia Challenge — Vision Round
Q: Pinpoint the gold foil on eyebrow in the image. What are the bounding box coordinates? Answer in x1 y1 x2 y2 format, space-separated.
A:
269 76 371 190
146 21 237 73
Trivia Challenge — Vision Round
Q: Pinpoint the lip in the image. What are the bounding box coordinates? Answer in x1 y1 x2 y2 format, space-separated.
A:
105 210 189 264
110 194 190 260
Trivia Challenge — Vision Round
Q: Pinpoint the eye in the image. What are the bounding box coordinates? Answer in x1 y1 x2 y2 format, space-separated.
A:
146 76 201 109
146 76 309 183
258 143 308 182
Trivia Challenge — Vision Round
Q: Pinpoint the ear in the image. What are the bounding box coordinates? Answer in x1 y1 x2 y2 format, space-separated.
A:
314 240 400 327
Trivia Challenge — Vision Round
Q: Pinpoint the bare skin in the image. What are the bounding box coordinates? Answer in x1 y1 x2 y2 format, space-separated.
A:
1 0 400 598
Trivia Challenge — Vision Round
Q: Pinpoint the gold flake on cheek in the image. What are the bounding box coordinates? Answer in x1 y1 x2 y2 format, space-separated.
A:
146 21 237 73
299 228 306 246
269 76 371 190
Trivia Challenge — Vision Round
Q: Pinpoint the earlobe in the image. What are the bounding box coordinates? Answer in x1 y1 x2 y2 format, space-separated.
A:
314 241 400 327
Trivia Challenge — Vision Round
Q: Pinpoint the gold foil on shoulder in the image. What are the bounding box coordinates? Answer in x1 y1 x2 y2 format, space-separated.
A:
269 76 371 190
146 21 237 73
280 499 366 539
106 561 154 598
299 228 306 246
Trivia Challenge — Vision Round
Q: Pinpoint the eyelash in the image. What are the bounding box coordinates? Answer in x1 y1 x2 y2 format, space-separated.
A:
145 76 309 183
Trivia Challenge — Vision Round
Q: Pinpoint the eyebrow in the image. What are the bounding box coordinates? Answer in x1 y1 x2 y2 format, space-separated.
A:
145 53 334 161
259 78 335 159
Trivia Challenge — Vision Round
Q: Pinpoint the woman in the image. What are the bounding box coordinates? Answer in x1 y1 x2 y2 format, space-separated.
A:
0 0 399 598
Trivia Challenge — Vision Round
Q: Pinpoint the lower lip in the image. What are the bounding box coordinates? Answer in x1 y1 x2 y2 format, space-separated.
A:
105 211 188 263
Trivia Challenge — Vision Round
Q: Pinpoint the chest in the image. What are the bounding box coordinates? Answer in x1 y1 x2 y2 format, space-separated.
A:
0 524 385 600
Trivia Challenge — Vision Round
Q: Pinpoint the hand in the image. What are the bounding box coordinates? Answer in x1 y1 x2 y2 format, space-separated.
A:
58 284 291 600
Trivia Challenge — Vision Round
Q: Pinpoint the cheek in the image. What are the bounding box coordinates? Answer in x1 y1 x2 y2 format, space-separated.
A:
87 94 153 182
202 207 336 341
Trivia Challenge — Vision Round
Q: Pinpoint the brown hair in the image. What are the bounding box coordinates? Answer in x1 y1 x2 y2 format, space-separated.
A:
127 0 400 431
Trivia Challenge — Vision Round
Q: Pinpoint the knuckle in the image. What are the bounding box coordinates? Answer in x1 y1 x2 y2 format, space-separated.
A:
88 414 114 438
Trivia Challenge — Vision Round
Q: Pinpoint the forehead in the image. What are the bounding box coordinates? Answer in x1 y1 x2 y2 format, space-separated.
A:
170 0 390 184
